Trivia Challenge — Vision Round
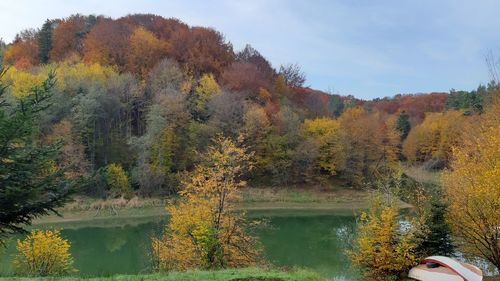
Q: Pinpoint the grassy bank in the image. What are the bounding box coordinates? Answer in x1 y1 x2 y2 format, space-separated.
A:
0 268 324 281
33 187 391 225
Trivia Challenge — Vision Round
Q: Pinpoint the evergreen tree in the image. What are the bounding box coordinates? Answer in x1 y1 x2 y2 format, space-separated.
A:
0 39 6 68
0 70 72 242
417 195 455 257
38 19 53 64
395 110 411 140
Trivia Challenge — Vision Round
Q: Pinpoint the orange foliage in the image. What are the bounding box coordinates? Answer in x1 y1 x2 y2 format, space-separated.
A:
50 15 91 61
3 30 38 68
82 18 131 68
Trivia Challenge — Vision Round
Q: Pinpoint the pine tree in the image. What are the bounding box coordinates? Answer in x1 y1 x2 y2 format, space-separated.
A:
396 110 411 140
0 69 72 242
417 195 455 257
38 19 53 64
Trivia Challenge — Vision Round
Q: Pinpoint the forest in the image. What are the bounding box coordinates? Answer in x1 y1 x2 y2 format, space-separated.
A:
0 13 500 281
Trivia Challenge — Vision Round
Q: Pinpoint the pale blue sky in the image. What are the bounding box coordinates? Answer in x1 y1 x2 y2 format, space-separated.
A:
1 0 499 99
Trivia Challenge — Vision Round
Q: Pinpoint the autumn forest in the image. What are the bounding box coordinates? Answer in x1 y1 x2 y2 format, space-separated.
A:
1 12 500 281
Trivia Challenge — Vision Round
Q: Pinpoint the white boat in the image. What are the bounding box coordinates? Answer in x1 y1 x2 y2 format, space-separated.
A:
408 256 483 281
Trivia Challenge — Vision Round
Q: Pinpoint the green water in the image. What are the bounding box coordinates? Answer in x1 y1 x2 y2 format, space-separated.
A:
0 210 359 280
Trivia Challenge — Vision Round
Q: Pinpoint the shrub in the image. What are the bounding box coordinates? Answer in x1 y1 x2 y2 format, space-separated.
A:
347 196 420 280
13 229 76 276
106 163 132 199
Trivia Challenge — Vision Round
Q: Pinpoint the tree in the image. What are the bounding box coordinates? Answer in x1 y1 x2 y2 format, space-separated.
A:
3 29 39 69
152 135 261 271
106 163 131 199
395 111 411 140
403 111 465 167
0 70 72 241
303 117 345 176
194 73 221 113
38 19 53 64
13 229 76 276
126 27 169 77
328 94 344 117
134 70 191 196
443 100 500 270
348 195 420 280
0 38 6 68
170 27 234 77
50 14 97 61
279 63 306 88
338 107 398 187
45 120 89 179
82 19 131 68
416 195 455 257
220 62 272 99
236 44 275 80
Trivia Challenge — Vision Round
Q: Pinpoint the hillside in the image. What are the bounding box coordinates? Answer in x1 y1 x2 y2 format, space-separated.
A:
0 13 496 198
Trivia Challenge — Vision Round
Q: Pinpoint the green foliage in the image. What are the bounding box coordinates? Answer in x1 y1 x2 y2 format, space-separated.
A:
395 111 411 140
445 86 486 113
38 20 53 64
416 195 455 257
328 95 344 117
0 39 6 68
0 70 72 242
0 268 325 281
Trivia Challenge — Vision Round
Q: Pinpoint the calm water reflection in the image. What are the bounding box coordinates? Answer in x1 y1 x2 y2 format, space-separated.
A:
0 210 359 280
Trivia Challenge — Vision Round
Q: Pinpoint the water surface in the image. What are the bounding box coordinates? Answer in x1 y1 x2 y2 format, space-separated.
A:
0 210 359 280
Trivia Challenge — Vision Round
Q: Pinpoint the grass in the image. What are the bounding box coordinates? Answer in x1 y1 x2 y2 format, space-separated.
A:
403 164 442 186
485 277 500 281
32 187 377 226
0 268 325 281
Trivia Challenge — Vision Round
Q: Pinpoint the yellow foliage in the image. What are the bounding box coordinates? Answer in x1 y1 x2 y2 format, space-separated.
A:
55 62 117 89
3 67 46 98
152 135 261 271
303 117 345 175
338 107 399 187
403 111 465 164
257 87 272 103
195 73 221 111
106 163 132 199
127 27 169 77
3 63 117 98
443 100 500 270
348 196 419 280
13 229 76 276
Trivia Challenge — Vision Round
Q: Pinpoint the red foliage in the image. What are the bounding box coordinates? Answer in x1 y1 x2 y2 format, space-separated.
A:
371 92 448 124
51 15 95 61
221 62 272 98
82 18 132 68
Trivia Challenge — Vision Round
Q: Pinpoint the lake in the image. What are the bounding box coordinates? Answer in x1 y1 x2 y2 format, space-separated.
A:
0 210 359 280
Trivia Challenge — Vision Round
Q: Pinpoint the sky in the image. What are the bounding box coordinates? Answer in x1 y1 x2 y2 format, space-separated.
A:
0 0 499 99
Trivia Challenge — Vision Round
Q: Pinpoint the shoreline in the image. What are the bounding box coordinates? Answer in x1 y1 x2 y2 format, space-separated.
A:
31 188 411 227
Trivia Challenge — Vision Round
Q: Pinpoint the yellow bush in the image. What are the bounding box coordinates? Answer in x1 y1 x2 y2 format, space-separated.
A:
106 163 132 199
348 196 419 280
13 229 76 276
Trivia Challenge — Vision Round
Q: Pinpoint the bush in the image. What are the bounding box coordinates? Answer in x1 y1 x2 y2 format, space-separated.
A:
106 163 132 199
347 196 420 280
13 229 76 276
